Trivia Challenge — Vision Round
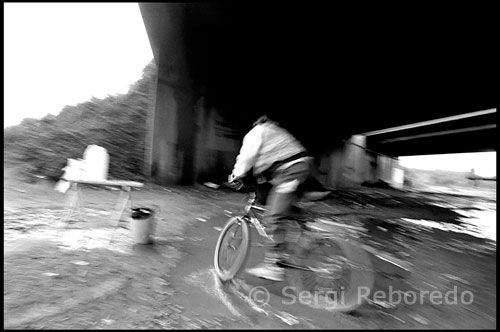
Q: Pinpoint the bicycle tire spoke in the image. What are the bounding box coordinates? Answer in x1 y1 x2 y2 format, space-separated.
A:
217 220 247 273
225 248 234 266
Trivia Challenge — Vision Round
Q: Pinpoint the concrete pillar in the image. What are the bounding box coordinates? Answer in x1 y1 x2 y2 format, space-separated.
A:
377 155 398 184
321 147 344 189
193 98 217 181
341 135 371 187
193 104 242 182
148 4 196 185
143 71 158 178
377 155 394 183
319 136 401 189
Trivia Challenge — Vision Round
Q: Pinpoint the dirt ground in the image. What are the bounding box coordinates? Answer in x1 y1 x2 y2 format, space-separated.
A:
3 168 497 329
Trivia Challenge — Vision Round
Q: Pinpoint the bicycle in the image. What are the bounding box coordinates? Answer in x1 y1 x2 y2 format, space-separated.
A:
214 180 375 312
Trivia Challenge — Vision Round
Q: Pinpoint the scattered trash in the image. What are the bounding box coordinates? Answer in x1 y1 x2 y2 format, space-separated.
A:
374 252 413 275
213 227 222 232
441 273 472 285
71 261 90 266
196 217 207 222
379 310 406 323
77 269 88 277
377 226 388 232
101 318 115 325
189 237 203 242
42 272 61 278
397 251 411 258
371 299 396 309
274 311 300 326
422 281 437 289
203 182 220 189
409 313 429 325
224 210 232 215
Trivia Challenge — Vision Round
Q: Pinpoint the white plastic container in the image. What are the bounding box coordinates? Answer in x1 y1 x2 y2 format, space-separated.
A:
82 145 109 181
63 158 86 180
392 168 405 189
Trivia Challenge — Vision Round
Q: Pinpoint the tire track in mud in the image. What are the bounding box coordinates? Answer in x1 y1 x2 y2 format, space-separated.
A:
171 213 365 329
4 277 130 329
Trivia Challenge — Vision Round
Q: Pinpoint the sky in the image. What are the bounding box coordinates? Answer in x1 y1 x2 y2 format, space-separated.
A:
3 3 496 176
4 3 153 128
399 152 496 177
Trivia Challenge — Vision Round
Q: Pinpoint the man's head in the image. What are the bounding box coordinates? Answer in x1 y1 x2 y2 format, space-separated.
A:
253 115 276 127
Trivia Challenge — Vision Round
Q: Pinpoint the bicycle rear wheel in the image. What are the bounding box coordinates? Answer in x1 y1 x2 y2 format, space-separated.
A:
287 237 374 312
214 216 250 281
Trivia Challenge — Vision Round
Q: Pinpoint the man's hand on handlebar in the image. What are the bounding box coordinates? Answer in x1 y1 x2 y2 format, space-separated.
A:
227 173 244 190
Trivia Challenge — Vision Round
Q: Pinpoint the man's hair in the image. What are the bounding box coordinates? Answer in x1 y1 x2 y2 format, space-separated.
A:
253 115 278 127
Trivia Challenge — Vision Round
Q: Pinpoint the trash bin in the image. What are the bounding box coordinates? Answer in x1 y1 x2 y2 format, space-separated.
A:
130 207 156 244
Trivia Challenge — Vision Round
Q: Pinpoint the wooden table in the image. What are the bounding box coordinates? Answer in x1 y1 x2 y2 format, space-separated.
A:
62 179 144 226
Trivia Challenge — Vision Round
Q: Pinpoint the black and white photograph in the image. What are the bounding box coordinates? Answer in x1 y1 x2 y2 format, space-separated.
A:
4 2 496 330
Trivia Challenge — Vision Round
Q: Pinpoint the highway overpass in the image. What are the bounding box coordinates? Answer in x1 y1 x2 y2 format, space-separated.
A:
139 3 496 187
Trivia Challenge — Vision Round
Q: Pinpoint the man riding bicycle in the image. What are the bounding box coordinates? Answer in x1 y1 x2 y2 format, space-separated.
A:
228 115 313 281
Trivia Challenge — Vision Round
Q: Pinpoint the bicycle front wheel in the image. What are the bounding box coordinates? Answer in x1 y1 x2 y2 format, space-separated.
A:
214 216 250 281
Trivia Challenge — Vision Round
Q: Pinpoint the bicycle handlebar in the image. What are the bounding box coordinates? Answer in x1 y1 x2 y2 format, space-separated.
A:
226 179 244 191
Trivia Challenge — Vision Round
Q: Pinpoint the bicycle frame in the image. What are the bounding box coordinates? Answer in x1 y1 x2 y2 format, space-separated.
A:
241 191 354 241
238 191 372 271
215 187 375 309
242 192 272 240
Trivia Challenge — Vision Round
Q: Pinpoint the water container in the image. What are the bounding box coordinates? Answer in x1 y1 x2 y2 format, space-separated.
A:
82 145 109 181
63 158 86 180
130 208 156 244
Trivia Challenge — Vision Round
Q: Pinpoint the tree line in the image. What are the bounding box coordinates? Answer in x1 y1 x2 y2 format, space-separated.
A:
4 60 157 182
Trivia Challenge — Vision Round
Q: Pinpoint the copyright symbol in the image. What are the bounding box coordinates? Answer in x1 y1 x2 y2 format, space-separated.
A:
249 286 270 307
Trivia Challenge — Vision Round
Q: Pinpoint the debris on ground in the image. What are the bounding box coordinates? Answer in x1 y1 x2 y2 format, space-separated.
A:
71 261 90 266
379 310 406 324
409 313 429 325
203 182 220 189
42 272 62 278
441 273 472 285
3 171 496 330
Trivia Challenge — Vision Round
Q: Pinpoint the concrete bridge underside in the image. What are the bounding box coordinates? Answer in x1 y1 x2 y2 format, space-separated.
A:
139 3 496 187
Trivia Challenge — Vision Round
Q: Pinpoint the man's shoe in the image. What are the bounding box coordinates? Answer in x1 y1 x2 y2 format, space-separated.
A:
245 263 285 281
